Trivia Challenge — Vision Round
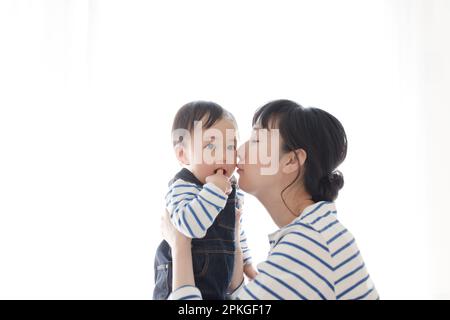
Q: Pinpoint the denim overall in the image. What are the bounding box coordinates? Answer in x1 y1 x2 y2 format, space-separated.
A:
153 168 236 300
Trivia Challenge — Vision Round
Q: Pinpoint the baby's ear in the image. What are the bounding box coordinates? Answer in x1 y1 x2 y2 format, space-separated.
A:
174 144 190 165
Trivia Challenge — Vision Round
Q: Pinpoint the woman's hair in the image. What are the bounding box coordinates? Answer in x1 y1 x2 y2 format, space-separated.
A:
171 101 236 146
253 99 347 203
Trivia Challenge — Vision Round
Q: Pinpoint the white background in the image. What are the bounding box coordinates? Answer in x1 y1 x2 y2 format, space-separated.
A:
0 0 449 299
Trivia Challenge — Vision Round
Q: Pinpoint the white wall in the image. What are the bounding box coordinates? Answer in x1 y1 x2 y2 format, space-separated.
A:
419 0 450 299
0 0 449 299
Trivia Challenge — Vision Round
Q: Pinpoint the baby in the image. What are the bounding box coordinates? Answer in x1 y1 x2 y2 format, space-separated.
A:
153 101 257 300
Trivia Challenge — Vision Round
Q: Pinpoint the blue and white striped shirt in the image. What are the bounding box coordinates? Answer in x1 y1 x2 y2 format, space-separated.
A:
166 178 252 265
170 201 378 300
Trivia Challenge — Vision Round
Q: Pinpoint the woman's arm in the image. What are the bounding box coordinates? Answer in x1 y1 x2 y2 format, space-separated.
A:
161 210 201 299
171 237 195 291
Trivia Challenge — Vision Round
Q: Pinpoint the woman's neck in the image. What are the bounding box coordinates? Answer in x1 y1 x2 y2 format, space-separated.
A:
256 185 314 229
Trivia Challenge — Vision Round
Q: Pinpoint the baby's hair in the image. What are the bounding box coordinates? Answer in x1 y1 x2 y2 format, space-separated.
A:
171 101 237 146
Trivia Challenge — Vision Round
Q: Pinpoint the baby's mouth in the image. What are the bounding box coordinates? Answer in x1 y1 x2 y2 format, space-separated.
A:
214 168 227 175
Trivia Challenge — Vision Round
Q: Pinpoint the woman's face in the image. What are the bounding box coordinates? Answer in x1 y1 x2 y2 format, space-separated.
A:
237 126 283 195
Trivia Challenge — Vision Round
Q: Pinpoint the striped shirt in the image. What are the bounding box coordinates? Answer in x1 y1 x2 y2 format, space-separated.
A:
166 178 252 265
170 201 378 300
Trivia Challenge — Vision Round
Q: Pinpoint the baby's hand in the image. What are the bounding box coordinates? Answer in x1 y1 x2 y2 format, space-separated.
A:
205 169 232 194
244 263 258 280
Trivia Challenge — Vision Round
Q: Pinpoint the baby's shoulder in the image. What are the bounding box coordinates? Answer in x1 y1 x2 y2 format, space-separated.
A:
166 178 202 197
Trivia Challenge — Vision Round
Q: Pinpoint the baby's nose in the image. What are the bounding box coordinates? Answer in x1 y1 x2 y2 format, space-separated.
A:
217 153 236 165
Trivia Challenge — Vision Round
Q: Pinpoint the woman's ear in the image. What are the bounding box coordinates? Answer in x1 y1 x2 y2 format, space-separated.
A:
281 149 307 174
174 144 190 165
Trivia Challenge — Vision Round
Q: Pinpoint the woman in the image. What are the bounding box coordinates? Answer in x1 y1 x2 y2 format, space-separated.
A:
161 99 379 300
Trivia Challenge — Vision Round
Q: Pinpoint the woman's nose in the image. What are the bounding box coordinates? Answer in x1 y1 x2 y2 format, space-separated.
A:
237 142 247 163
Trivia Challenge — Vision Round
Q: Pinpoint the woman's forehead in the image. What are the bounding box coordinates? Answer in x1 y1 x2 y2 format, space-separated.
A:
254 112 281 129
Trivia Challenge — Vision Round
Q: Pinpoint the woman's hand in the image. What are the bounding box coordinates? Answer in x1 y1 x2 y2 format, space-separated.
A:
228 208 245 293
235 208 243 243
161 209 195 294
235 208 258 281
161 209 191 249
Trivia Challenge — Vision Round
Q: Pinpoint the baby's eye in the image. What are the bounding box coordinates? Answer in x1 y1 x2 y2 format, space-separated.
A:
227 144 236 151
204 143 216 150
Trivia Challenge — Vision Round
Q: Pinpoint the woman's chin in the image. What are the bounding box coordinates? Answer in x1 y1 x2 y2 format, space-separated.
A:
237 172 250 192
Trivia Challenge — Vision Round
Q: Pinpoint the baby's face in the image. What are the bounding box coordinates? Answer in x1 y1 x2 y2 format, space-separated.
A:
185 117 238 184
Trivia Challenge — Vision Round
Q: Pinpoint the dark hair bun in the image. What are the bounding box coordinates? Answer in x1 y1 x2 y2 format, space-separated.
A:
317 170 344 202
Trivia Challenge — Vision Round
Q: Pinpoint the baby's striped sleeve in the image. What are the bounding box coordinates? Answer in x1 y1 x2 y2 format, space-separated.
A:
166 179 228 238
